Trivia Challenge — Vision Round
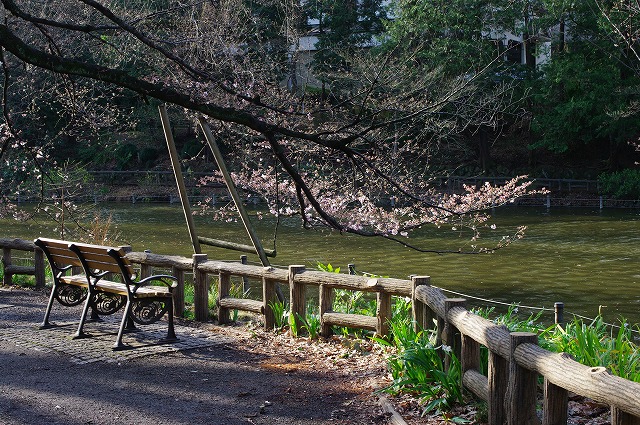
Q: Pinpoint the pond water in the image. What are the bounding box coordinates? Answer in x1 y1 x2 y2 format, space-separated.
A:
3 204 640 325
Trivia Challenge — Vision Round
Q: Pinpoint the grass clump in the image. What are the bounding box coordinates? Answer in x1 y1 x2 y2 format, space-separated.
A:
375 308 464 417
545 316 640 382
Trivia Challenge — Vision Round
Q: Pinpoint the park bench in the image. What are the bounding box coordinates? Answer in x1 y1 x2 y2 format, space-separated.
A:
34 237 178 350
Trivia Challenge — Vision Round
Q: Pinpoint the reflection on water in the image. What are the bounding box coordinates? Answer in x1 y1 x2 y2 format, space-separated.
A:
3 204 640 324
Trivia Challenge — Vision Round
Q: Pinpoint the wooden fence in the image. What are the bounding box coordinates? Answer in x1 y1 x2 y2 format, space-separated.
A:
2 237 640 424
412 280 640 425
1 238 46 288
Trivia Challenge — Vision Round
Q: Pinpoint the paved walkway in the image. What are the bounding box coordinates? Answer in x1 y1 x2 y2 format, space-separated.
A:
0 301 229 364
0 288 386 425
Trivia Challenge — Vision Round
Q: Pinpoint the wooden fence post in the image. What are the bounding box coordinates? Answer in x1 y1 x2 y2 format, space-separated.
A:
411 276 431 333
218 271 231 324
241 255 250 293
263 278 277 330
140 249 153 279
543 378 568 425
612 407 640 425
377 291 392 337
2 247 12 286
288 265 306 331
319 283 334 338
192 253 209 322
34 248 45 288
507 332 539 425
554 302 564 327
172 266 185 318
462 333 480 380
488 324 510 425
444 298 465 371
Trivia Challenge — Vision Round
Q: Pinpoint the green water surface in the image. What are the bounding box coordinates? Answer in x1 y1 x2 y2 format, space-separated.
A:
3 204 640 324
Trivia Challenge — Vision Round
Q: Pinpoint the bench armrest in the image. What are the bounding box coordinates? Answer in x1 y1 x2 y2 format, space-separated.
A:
57 264 74 274
135 274 179 291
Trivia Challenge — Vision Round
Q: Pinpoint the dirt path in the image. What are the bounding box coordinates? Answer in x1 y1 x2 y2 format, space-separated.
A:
0 288 392 425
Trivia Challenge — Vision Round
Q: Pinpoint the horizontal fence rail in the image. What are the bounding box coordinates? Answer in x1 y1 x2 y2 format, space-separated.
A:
2 237 640 424
413 280 640 425
0 238 46 288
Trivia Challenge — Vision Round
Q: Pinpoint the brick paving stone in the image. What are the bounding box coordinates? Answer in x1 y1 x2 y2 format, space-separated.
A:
0 289 233 364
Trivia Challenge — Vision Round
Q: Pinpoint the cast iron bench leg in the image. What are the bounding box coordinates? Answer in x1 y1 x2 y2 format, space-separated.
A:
113 300 132 350
72 291 94 339
40 284 58 329
162 297 178 343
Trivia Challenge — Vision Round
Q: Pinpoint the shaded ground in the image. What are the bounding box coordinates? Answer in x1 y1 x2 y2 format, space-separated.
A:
0 288 390 425
0 288 615 425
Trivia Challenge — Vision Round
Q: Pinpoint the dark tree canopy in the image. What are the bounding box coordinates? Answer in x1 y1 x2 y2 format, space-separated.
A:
0 0 545 252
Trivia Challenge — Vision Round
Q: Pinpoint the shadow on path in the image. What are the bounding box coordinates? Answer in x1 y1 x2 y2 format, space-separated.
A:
0 289 386 425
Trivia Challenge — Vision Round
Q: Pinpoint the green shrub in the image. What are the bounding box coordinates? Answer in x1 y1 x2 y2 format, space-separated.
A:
375 301 463 416
598 169 640 199
473 305 640 383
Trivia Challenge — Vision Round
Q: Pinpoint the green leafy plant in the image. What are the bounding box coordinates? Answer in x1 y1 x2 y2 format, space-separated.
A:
545 316 640 382
208 281 219 311
382 338 463 415
288 309 299 337
1 272 36 287
473 305 640 383
297 307 322 339
374 297 425 349
376 302 463 415
473 304 546 333
317 261 376 337
316 261 340 274
268 300 289 331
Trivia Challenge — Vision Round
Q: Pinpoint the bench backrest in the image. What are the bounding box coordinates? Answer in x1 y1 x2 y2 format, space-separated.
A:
68 242 135 279
35 238 135 280
34 238 82 271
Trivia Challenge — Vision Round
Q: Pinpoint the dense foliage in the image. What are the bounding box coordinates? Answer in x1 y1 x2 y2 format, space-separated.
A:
0 0 639 248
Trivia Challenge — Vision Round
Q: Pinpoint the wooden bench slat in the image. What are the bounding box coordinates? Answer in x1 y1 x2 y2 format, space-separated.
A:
70 244 134 275
60 275 88 286
58 275 171 298
81 259 122 274
93 280 172 297
46 248 81 263
36 238 82 267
